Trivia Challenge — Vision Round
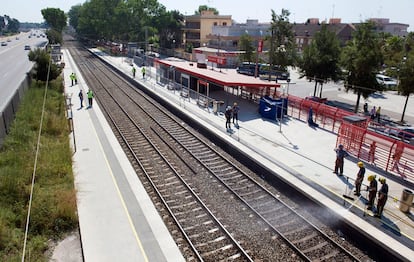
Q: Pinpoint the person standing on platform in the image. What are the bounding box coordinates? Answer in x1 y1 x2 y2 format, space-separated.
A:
370 106 376 120
78 89 84 108
376 106 381 123
87 89 94 108
70 72 75 86
354 162 365 196
333 144 349 175
368 141 377 164
391 141 404 174
363 102 368 114
366 175 378 211
225 106 232 131
307 107 319 127
141 67 146 79
74 73 78 85
375 177 388 218
132 66 136 78
232 102 239 126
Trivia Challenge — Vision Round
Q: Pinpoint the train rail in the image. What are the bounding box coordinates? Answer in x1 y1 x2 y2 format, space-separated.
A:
66 41 372 261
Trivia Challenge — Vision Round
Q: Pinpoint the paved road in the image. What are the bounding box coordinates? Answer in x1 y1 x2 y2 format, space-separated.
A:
282 68 414 126
0 31 47 111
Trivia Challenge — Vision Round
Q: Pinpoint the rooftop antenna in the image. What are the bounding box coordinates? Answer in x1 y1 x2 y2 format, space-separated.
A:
331 4 335 19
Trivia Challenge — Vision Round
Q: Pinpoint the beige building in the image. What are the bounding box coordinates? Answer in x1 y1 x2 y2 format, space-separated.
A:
183 10 232 48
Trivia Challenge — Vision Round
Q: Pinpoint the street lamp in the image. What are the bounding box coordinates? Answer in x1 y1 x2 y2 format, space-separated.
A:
255 30 263 78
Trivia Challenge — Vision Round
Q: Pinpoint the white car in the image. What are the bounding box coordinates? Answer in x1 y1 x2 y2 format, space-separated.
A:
376 74 398 88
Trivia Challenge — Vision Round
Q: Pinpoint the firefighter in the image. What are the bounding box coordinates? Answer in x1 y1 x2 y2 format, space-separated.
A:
375 177 388 218
366 175 378 211
132 66 136 78
354 162 365 196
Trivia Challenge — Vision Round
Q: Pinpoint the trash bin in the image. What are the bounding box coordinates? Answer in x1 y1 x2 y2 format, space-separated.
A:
399 189 414 213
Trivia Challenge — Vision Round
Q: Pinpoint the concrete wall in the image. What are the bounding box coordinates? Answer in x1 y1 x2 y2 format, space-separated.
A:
0 73 31 147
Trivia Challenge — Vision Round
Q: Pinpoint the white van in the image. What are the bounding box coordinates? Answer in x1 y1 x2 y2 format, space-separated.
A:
376 74 398 88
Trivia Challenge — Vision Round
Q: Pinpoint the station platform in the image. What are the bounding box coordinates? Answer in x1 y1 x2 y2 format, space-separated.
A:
61 49 185 262
63 47 414 261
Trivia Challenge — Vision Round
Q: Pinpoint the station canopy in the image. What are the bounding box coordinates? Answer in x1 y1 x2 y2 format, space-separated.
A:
155 57 280 89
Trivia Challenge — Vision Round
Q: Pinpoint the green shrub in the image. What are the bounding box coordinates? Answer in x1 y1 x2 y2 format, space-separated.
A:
0 77 77 260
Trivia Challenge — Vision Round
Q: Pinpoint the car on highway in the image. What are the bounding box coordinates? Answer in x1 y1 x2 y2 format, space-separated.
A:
1 42 7 46
388 126 414 143
24 45 31 50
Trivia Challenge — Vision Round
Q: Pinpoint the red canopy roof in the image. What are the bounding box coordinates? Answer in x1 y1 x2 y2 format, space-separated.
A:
156 58 280 89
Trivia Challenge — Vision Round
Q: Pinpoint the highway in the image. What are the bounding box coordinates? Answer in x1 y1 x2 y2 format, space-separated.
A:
0 31 47 111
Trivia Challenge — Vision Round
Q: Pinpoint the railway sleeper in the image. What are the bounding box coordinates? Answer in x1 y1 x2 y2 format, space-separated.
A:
281 224 310 236
290 231 319 245
301 241 329 255
255 204 285 215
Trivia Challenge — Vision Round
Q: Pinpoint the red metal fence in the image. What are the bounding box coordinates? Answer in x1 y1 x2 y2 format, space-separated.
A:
287 95 414 183
288 96 355 133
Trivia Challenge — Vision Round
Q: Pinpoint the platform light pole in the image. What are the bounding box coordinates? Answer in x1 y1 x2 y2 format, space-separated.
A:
217 34 222 72
279 85 285 133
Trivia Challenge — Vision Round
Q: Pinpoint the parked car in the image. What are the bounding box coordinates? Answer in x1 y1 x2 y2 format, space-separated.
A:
236 62 256 76
1 42 7 46
376 74 398 89
305 96 328 103
388 126 414 142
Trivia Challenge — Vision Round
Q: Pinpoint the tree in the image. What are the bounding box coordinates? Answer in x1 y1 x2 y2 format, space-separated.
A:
267 9 297 79
46 28 63 44
238 34 255 62
195 5 218 15
6 18 20 33
68 4 82 30
28 48 61 81
398 50 414 123
74 0 164 44
0 16 5 32
41 8 67 32
156 9 184 49
381 35 405 77
299 24 341 97
340 22 383 112
0 15 20 34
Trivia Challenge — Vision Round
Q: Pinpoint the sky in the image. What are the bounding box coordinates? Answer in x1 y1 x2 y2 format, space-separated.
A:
2 0 414 31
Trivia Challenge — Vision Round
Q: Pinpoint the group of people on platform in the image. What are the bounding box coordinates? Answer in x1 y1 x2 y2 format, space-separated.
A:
334 144 389 218
72 72 94 109
131 65 146 79
363 103 382 123
225 102 240 132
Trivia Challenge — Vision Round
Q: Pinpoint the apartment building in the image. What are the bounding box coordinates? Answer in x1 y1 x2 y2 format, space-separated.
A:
183 10 232 48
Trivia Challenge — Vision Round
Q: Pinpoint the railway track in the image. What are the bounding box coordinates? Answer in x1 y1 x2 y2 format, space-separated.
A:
66 40 371 261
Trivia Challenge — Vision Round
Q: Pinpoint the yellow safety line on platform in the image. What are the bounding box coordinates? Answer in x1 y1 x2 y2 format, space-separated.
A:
91 113 150 262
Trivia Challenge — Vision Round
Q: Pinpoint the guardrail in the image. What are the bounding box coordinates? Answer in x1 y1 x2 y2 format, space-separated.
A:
287 95 414 184
0 73 31 147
